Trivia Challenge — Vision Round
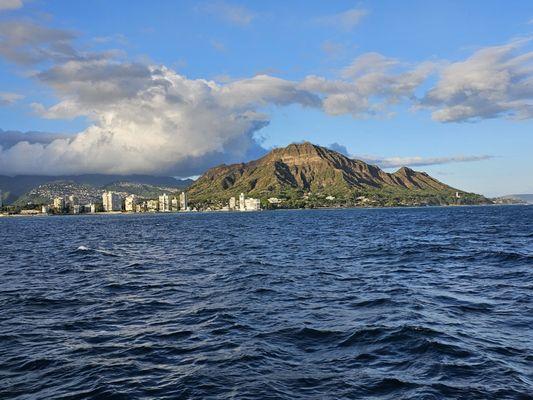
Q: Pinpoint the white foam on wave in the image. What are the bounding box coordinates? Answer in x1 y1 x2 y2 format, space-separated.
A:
76 245 118 257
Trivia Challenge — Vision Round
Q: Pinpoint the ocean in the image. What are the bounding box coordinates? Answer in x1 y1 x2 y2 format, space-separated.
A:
0 206 532 399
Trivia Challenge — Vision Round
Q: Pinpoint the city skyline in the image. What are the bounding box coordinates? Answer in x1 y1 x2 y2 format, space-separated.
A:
36 190 260 215
0 1 532 196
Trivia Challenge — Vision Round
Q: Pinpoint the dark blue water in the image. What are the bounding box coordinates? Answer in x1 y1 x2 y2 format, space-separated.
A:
0 206 532 399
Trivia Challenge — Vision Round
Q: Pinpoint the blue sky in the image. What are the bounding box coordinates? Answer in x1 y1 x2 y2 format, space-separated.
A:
0 0 532 196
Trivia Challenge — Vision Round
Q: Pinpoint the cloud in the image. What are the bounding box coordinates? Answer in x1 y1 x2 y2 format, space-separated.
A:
0 0 22 12
3 47 425 175
341 52 398 79
92 34 128 46
327 142 350 156
0 19 120 65
327 142 493 168
0 22 435 175
1 57 323 175
300 55 436 118
317 8 368 31
0 20 81 65
0 91 23 105
0 20 527 176
327 143 493 168
0 129 72 148
198 1 255 26
357 154 494 168
422 38 533 122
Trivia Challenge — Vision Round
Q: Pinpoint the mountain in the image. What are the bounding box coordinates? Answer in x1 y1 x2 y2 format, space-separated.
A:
0 174 193 205
188 142 488 207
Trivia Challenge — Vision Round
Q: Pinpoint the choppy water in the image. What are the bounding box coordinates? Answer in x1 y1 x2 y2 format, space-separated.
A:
0 206 532 399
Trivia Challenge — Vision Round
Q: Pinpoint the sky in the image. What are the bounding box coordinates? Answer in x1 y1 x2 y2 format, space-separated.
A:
0 0 532 196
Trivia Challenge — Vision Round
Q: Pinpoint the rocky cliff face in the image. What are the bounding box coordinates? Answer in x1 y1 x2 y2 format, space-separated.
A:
187 142 458 200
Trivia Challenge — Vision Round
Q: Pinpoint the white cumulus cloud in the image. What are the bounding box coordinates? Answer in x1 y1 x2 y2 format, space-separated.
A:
422 38 533 122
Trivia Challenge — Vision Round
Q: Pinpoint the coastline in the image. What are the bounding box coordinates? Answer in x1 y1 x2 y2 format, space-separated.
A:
1 203 527 218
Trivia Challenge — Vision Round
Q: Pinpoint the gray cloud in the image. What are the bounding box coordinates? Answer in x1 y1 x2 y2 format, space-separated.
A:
327 142 350 156
0 20 119 66
0 129 72 148
0 20 79 64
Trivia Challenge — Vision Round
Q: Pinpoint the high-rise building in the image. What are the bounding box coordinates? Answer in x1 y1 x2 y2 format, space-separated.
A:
0 189 3 209
102 191 122 212
171 197 179 211
229 197 236 210
159 194 170 212
125 195 137 212
53 197 65 211
239 193 246 211
179 192 188 211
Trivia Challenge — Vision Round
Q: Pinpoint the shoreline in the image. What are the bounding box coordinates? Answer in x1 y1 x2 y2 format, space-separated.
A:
1 203 528 218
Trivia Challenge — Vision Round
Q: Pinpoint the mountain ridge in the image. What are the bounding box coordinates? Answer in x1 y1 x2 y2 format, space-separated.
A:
187 142 488 207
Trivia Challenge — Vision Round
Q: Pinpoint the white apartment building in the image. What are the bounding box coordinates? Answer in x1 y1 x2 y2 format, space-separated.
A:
171 197 179 211
236 193 261 211
125 195 138 212
102 191 122 212
179 192 188 210
239 193 246 211
244 197 261 211
147 199 159 212
229 196 236 210
159 194 170 212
